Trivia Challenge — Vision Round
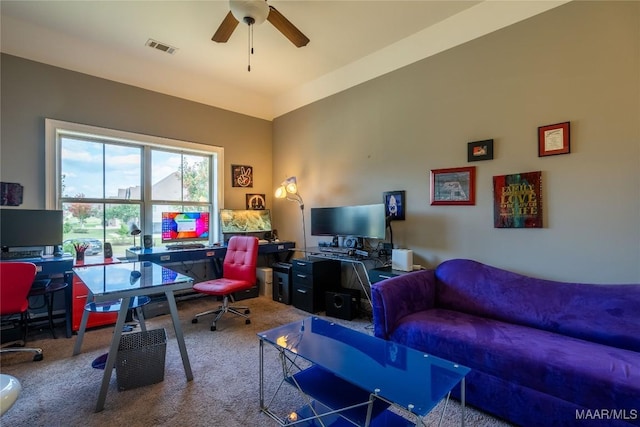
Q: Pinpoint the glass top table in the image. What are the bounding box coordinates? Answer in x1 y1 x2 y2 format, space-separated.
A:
72 261 194 412
258 316 470 426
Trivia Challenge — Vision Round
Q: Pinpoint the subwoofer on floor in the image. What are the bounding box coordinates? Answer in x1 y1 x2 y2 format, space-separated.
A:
325 288 361 320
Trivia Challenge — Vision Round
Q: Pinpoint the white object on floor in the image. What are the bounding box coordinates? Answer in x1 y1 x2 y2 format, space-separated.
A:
0 374 22 415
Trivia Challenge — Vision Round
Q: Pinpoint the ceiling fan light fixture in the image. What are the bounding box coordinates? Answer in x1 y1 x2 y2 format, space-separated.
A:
230 0 269 26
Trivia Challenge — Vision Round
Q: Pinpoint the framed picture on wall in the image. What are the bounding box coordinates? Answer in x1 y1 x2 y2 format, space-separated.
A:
231 164 253 187
493 171 543 228
538 121 570 157
246 193 266 210
467 139 494 162
383 190 405 221
0 182 24 206
430 166 476 206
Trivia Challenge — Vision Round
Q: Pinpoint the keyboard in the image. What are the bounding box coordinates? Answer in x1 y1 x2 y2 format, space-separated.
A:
166 243 206 250
318 246 350 255
1 250 42 260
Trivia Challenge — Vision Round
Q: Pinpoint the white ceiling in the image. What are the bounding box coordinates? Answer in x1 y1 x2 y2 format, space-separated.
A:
1 1 568 120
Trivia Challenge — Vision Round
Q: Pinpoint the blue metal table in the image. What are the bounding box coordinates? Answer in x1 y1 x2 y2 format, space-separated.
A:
72 261 193 412
258 316 470 426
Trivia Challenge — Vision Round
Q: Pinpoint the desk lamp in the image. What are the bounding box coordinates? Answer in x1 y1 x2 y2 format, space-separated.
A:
129 223 142 250
275 176 307 251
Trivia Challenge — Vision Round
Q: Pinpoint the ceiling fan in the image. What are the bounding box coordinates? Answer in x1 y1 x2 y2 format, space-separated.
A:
212 0 310 48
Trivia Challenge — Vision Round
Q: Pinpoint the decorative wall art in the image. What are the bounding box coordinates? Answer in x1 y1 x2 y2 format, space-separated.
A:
1 182 24 206
538 121 570 157
430 166 476 206
467 139 494 162
383 190 405 221
246 193 266 210
231 164 253 188
493 171 543 228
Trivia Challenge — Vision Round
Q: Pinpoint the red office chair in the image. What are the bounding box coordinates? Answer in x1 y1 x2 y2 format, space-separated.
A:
191 236 259 331
0 262 44 361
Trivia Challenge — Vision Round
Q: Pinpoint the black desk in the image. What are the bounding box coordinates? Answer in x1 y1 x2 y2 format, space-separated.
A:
125 241 295 287
0 255 74 338
126 241 294 269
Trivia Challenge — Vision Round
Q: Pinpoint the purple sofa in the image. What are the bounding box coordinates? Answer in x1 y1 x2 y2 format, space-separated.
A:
371 259 640 426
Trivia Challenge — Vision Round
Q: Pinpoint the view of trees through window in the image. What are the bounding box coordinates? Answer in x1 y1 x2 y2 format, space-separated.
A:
58 134 213 260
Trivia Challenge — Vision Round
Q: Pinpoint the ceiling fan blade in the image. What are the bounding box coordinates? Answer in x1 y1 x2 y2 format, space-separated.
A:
212 11 239 43
267 5 310 48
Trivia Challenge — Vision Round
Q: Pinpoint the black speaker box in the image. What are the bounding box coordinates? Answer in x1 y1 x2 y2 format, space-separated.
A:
104 242 113 258
143 234 153 249
325 288 361 320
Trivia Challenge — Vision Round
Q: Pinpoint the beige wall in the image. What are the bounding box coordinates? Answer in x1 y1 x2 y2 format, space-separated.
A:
0 54 272 211
272 1 640 283
2 1 638 283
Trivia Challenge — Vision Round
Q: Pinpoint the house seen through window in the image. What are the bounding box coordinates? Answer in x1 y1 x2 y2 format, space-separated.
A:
46 119 222 261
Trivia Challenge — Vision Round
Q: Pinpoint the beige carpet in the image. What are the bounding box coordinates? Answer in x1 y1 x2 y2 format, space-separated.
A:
1 295 512 426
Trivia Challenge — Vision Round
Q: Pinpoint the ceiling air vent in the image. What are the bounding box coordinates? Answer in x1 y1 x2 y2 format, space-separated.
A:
145 39 178 55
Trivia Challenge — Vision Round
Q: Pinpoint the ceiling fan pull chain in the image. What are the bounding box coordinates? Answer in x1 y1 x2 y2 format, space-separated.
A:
251 23 255 55
247 23 251 72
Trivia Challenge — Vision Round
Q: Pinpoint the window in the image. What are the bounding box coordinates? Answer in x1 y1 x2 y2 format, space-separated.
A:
46 119 223 260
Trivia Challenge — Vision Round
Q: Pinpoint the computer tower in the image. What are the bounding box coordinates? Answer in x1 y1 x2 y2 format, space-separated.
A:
257 267 273 297
272 262 292 304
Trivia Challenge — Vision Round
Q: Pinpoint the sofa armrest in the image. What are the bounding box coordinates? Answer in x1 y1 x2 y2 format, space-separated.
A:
371 269 437 339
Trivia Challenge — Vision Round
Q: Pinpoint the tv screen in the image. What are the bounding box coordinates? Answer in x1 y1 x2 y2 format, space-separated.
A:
219 209 272 234
0 209 63 248
310 204 386 239
161 212 210 243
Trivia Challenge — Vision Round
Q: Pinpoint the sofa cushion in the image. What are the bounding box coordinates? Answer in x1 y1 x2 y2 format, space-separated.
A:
435 259 640 352
388 308 640 411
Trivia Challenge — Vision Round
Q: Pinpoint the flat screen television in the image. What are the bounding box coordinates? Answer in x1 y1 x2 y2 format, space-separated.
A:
161 212 210 243
310 204 386 239
0 209 63 248
219 209 272 234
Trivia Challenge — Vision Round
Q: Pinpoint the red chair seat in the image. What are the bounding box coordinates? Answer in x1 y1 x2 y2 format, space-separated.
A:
193 278 254 295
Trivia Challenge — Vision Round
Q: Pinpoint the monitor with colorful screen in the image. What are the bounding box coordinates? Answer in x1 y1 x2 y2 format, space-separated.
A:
161 212 210 243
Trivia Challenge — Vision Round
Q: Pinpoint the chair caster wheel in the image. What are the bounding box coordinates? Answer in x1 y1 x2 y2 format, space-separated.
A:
210 324 217 331
245 319 251 325
33 354 43 362
192 318 198 324
244 309 250 315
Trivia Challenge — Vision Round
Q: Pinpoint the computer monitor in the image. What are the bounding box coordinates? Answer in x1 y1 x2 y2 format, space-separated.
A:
161 212 210 243
219 209 272 234
310 204 386 239
0 209 63 248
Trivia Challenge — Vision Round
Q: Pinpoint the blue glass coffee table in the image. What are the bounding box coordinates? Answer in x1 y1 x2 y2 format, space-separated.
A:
258 317 470 426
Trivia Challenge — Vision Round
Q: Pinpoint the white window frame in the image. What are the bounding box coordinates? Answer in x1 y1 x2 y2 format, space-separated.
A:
45 119 224 241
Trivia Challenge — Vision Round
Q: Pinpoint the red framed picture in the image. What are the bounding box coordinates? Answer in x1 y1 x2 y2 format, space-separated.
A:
430 166 476 206
538 121 570 157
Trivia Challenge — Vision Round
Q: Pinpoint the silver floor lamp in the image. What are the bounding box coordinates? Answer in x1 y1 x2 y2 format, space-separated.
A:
275 176 307 251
